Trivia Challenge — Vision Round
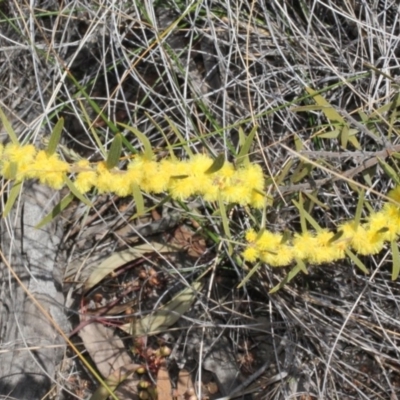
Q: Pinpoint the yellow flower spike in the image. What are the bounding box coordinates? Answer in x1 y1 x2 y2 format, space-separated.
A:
188 154 213 175
242 246 259 263
388 186 400 204
2 144 37 179
307 230 342 264
95 162 113 193
258 245 292 267
381 203 400 238
169 175 197 200
74 160 96 194
245 229 257 243
28 150 69 189
293 231 316 260
139 158 168 194
250 190 266 209
221 183 252 205
238 164 264 192
255 231 282 252
349 223 384 255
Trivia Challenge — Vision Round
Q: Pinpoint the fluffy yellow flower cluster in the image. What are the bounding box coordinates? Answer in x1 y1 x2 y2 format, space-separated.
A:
0 143 266 207
0 143 69 189
243 187 400 266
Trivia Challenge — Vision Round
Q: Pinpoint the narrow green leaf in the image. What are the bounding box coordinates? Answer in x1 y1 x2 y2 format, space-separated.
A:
293 198 322 232
7 161 18 180
328 230 343 244
46 117 64 156
295 257 308 274
118 123 153 160
237 262 261 289
77 99 107 158
205 153 225 174
345 248 369 274
2 180 23 218
281 229 292 244
391 240 400 280
132 182 144 217
238 126 246 148
236 125 257 167
354 189 365 228
292 105 325 112
304 192 329 210
341 125 349 149
377 157 400 185
362 169 372 187
291 163 313 183
0 107 19 145
317 130 341 139
294 134 304 152
293 194 308 233
218 192 232 240
305 87 345 124
170 175 189 180
106 133 122 170
164 115 193 157
64 176 92 207
145 112 177 161
347 134 361 150
275 159 294 185
269 262 304 294
35 192 75 229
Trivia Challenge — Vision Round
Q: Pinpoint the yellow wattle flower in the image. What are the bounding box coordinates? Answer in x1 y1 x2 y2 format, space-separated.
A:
1 144 37 180
28 150 69 189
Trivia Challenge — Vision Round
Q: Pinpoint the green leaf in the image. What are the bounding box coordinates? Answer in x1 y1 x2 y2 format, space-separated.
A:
305 87 345 124
341 125 350 149
0 107 19 145
303 191 329 210
345 248 369 274
7 161 18 180
269 262 305 294
275 159 294 185
317 130 340 139
294 134 303 152
46 117 64 156
293 194 323 232
237 262 261 289
64 176 93 207
377 157 400 185
391 240 400 280
35 192 75 229
236 125 257 168
218 192 232 239
120 282 203 336
164 115 193 157
106 133 122 169
354 189 365 228
131 182 144 217
2 180 23 218
205 153 225 174
118 123 154 160
295 257 308 274
328 230 343 244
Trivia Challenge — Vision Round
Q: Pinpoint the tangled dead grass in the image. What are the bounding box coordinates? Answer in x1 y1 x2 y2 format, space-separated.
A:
1 0 400 399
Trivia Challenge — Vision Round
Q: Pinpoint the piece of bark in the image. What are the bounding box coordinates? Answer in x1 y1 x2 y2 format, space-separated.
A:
0 181 69 399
